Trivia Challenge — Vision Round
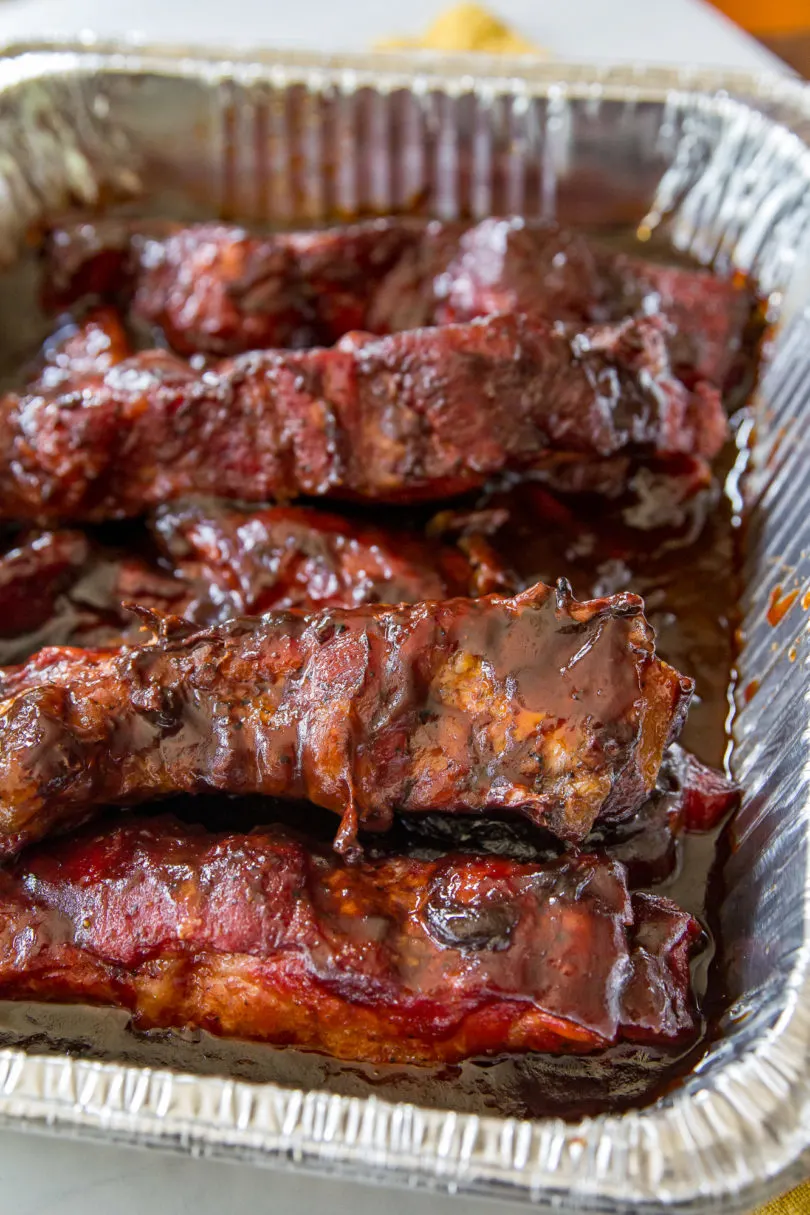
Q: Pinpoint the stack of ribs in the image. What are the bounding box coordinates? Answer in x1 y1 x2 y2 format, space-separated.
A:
0 214 747 1064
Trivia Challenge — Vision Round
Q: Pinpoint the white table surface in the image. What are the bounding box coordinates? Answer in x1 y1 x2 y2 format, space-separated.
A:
0 2 780 1212
0 0 783 68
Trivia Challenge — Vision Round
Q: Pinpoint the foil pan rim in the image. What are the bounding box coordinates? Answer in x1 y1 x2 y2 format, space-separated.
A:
0 39 804 1212
1 36 810 109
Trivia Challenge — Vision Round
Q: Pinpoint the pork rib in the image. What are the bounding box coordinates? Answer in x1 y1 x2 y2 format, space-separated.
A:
44 218 423 354
396 742 739 889
0 312 726 522
152 498 514 616
0 580 692 858
0 529 93 641
44 216 753 388
0 499 513 664
0 527 196 663
375 216 754 389
0 815 701 1062
30 306 132 393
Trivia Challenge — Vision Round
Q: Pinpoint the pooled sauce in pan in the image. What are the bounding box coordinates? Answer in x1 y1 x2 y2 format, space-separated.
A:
0 219 763 1118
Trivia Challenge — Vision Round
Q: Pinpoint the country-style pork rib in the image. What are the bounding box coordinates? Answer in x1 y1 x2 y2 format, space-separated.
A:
0 528 188 661
44 217 424 353
0 815 701 1062
151 497 514 615
31 305 132 395
0 312 726 522
372 216 753 389
0 496 512 662
0 580 693 858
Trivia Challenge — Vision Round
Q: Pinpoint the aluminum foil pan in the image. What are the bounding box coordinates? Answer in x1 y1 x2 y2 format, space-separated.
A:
0 39 807 1214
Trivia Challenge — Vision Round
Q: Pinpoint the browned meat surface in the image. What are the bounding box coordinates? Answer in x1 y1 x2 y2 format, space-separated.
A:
0 529 92 640
369 217 605 331
0 815 701 1061
0 527 192 663
3 305 196 633
666 742 740 831
0 312 726 522
604 253 756 390
43 220 144 310
0 581 692 858
0 500 514 664
398 742 736 889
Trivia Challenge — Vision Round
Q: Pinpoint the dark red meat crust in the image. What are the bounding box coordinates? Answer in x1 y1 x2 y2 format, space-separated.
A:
667 742 741 831
605 253 755 390
0 581 692 858
400 742 737 890
0 816 700 1062
0 528 91 640
374 216 753 390
369 216 603 331
0 312 726 522
0 528 188 659
136 219 423 354
31 306 132 393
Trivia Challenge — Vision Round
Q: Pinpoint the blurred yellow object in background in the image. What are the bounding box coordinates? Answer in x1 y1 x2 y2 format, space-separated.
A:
711 0 808 34
757 1180 810 1213
375 2 541 54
